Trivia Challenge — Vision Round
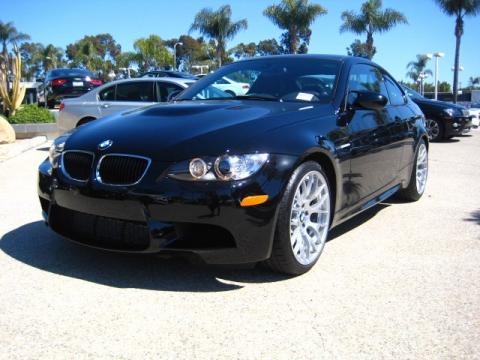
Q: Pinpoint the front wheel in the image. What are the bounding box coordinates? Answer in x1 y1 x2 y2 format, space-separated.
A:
397 140 428 202
426 118 443 141
265 161 331 275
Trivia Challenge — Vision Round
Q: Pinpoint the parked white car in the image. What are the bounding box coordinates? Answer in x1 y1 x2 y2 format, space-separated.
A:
57 77 194 132
468 103 480 128
212 76 250 96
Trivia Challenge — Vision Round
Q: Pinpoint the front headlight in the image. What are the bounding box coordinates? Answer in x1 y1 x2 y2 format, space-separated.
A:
169 153 269 181
443 108 462 117
48 140 65 164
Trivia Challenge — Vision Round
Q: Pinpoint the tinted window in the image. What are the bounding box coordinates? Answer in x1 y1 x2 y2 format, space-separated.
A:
384 76 405 106
157 82 183 102
49 69 93 78
99 86 115 101
116 82 155 102
348 64 388 99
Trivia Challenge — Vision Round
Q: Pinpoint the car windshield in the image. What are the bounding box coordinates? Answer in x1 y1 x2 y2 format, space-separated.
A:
402 85 424 100
49 69 93 78
177 57 340 103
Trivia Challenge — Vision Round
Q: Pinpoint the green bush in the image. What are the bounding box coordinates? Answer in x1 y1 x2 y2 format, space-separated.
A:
8 105 55 124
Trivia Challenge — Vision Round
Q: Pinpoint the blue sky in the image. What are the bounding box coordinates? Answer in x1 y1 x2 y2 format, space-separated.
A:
4 0 480 85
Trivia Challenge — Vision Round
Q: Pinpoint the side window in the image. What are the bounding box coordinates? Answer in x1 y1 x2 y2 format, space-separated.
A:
116 82 155 102
98 86 115 101
384 76 405 106
348 64 389 100
157 82 183 102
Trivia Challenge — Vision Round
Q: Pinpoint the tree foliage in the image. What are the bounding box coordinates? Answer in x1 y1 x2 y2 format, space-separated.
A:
346 39 375 58
65 34 121 78
0 21 30 60
133 35 172 73
433 0 480 102
263 0 327 54
340 0 407 59
406 54 433 82
190 5 248 67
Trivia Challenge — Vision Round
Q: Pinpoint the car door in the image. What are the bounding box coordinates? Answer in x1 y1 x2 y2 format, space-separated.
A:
343 64 400 206
99 81 156 117
383 74 416 174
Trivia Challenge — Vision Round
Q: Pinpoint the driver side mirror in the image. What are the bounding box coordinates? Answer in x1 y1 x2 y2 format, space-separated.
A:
349 91 388 111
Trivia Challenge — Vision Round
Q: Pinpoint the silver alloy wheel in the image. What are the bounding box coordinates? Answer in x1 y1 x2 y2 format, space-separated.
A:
426 119 440 140
416 143 428 194
289 170 330 266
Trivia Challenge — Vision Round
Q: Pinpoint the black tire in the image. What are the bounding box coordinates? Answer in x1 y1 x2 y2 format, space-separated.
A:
397 139 428 202
426 118 444 142
225 90 236 97
265 161 332 275
47 100 56 109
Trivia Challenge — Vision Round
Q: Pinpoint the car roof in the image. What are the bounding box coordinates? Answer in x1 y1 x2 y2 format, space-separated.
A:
101 77 195 86
234 54 381 69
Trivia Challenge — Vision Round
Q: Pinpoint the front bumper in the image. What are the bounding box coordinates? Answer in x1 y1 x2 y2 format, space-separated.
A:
38 154 296 264
444 116 473 137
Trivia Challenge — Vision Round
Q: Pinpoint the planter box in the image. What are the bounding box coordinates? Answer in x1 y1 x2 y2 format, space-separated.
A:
12 123 59 139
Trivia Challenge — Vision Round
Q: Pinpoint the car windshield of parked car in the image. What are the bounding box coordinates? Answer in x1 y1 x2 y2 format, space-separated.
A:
177 58 340 103
402 85 424 100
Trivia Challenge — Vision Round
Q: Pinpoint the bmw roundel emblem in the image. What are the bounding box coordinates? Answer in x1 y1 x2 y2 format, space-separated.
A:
98 139 113 151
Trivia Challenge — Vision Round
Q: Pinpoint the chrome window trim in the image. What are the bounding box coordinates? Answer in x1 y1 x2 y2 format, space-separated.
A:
96 153 152 186
60 150 95 183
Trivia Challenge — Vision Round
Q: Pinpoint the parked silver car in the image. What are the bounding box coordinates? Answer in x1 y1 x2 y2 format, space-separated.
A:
57 77 194 132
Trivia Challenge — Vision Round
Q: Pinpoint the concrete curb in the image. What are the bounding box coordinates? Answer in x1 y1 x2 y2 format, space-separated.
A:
12 123 59 140
0 136 48 162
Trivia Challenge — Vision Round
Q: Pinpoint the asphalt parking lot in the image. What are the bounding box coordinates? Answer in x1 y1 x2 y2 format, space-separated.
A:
0 132 479 359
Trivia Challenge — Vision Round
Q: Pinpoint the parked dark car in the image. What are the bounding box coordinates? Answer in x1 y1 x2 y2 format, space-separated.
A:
38 55 429 275
39 68 103 108
140 70 198 80
401 85 472 141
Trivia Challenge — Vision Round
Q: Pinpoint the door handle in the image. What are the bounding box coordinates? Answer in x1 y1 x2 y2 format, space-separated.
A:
101 104 110 109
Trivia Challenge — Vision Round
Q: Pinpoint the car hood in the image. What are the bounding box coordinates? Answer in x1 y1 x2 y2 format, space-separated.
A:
65 100 329 161
412 97 466 110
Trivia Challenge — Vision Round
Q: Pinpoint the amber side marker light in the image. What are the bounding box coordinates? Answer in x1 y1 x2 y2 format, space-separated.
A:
240 195 269 207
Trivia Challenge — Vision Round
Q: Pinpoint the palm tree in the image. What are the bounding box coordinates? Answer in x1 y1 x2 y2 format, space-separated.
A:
41 44 64 73
406 54 433 82
190 5 247 67
433 0 480 103
0 21 30 60
407 55 433 93
263 0 327 54
340 0 407 59
469 76 480 88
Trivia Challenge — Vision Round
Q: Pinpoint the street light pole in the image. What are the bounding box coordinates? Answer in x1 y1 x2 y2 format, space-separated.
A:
173 42 183 71
433 52 445 100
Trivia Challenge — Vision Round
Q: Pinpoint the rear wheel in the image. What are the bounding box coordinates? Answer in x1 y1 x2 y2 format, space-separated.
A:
266 161 331 275
397 139 428 202
426 118 443 141
47 100 56 109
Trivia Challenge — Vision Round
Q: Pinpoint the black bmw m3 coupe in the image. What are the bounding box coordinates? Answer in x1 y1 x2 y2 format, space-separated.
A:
38 55 429 275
